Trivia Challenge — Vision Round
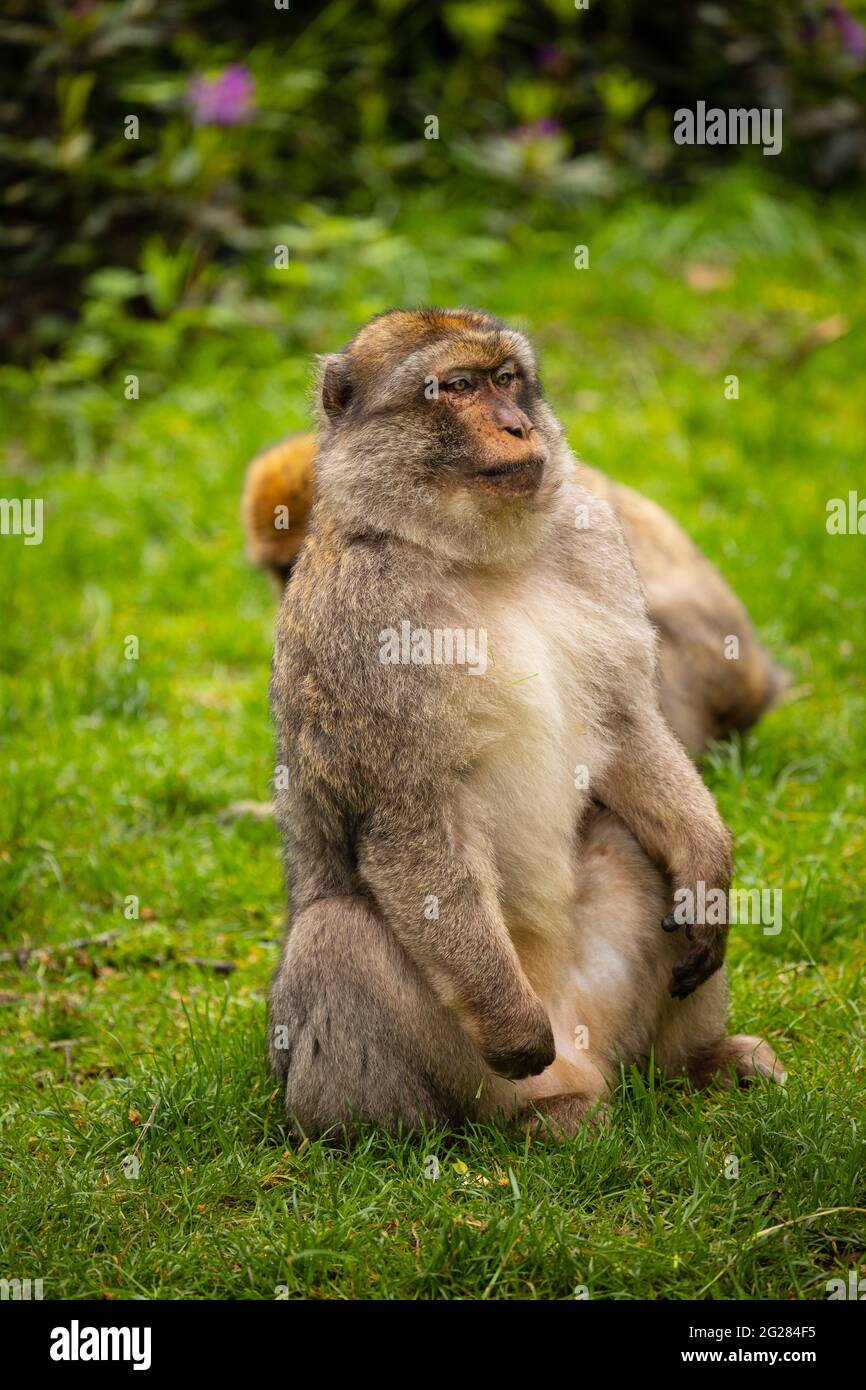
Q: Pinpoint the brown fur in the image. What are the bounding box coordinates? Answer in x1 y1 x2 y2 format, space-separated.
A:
687 1033 786 1089
582 466 787 754
242 435 317 590
267 308 785 1140
525 1092 610 1140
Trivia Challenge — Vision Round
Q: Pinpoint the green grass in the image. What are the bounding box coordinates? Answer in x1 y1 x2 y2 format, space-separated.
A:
1 172 864 1300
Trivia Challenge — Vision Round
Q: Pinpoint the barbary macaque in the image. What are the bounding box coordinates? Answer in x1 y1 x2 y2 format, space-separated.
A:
266 308 785 1139
244 433 785 760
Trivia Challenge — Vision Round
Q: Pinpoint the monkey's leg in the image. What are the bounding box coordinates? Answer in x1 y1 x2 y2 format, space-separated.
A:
268 895 489 1139
505 807 736 1141
500 808 669 1141
572 813 789 1090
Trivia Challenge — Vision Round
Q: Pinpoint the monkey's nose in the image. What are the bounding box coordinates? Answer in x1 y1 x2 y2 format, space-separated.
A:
495 405 533 440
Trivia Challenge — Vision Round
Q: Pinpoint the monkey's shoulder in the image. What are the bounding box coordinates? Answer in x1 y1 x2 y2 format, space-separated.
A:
546 484 648 619
279 525 465 657
272 532 480 779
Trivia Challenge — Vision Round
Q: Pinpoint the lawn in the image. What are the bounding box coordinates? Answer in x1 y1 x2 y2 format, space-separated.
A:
1 172 864 1300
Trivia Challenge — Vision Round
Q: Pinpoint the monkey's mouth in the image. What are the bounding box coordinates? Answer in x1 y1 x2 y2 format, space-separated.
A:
473 456 545 482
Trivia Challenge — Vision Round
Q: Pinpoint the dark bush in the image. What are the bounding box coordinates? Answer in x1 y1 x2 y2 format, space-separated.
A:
1 0 864 360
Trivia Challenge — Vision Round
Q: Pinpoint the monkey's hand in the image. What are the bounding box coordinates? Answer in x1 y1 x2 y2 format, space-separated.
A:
661 824 732 999
662 905 729 999
594 708 733 1003
479 996 556 1081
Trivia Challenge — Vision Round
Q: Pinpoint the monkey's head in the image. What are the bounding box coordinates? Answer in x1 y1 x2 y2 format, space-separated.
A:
313 308 573 565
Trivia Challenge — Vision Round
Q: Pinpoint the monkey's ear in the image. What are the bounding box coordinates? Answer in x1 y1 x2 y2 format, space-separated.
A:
318 353 353 422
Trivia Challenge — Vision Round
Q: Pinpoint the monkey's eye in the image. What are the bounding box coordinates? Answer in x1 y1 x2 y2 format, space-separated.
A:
494 369 516 387
446 377 472 393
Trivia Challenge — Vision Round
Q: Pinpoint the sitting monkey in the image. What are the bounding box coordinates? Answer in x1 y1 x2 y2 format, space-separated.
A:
244 434 785 760
268 308 785 1139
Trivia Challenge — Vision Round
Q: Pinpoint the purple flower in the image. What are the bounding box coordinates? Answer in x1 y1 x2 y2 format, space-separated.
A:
508 118 562 143
186 65 255 127
827 3 866 61
536 44 567 75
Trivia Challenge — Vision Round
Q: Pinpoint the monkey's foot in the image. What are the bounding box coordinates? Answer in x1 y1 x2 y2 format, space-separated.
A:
687 1033 786 1090
522 1092 609 1141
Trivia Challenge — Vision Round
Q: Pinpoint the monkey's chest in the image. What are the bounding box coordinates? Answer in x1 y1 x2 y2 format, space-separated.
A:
464 593 612 946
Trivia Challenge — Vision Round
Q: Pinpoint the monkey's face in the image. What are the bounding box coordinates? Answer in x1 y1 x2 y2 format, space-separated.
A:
432 358 548 499
314 308 570 562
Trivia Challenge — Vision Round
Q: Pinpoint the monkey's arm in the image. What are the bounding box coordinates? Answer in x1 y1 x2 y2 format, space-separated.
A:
594 709 733 999
357 798 555 1081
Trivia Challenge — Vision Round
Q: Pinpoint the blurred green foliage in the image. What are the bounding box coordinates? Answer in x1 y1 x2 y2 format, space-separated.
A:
1 0 865 363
